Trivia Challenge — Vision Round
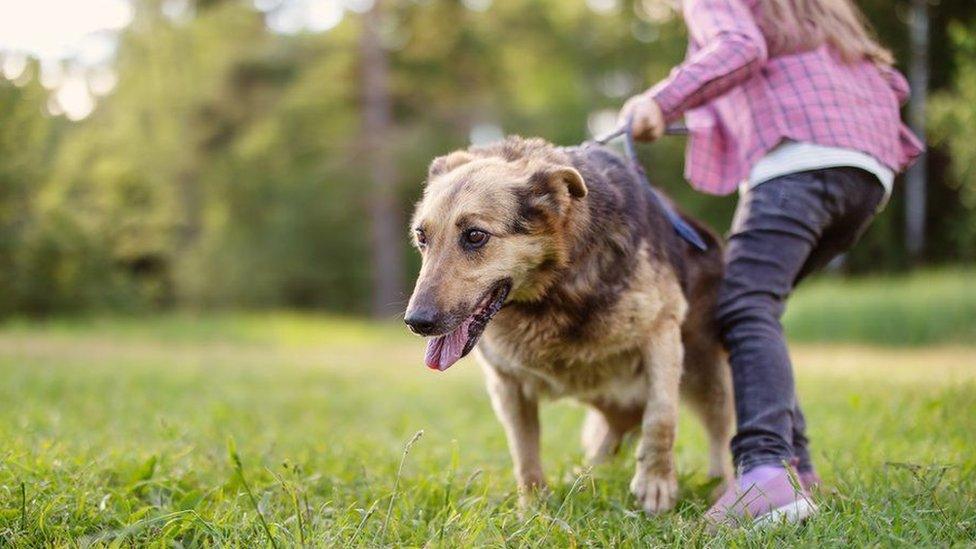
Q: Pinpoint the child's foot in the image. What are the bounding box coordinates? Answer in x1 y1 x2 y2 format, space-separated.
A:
798 469 821 492
790 457 822 492
704 464 816 530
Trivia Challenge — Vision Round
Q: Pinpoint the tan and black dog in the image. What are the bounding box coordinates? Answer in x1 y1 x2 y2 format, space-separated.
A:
404 136 734 514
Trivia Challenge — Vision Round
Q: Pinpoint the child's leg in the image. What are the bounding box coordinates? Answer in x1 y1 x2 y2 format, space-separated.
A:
791 401 822 490
716 205 818 472
706 167 884 527
715 168 884 473
791 402 813 470
788 169 884 480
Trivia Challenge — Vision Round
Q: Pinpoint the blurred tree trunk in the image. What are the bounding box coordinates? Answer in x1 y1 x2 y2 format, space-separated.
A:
905 0 929 261
361 0 405 317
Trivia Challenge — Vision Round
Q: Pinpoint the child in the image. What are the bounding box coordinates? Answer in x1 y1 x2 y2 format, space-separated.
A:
619 0 923 527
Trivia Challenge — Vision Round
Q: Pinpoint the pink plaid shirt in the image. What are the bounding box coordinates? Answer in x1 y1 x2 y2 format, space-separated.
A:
648 0 924 195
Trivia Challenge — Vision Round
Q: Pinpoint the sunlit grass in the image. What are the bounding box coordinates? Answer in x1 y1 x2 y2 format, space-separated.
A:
786 268 976 346
0 271 975 545
0 311 400 347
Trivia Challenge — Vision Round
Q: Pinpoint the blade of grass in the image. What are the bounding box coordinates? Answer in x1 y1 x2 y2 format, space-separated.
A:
537 468 588 548
228 438 279 549
438 439 460 544
269 466 306 547
350 500 379 543
379 429 424 543
20 482 27 532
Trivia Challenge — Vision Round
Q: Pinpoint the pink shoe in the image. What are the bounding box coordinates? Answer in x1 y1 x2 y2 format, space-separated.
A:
798 469 822 492
790 458 822 492
705 464 817 530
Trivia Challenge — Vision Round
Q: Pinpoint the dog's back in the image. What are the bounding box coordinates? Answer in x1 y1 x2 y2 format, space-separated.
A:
566 142 725 313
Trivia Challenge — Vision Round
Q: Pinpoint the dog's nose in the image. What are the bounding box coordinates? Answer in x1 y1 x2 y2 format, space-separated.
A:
404 308 439 335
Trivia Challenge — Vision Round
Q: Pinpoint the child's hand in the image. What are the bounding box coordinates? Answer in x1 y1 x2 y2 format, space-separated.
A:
618 94 665 142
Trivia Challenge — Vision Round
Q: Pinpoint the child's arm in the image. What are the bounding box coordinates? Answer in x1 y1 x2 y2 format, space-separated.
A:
648 0 767 123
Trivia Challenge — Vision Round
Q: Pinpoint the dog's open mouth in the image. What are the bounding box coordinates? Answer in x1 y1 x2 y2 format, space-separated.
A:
424 279 511 371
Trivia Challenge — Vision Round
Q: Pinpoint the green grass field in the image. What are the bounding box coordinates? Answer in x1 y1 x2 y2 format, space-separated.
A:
1 270 975 546
785 268 976 346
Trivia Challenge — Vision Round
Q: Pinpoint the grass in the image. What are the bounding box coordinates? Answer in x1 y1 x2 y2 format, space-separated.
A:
785 268 976 346
0 271 975 545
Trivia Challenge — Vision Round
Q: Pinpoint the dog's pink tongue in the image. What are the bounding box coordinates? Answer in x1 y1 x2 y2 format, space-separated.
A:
424 318 473 371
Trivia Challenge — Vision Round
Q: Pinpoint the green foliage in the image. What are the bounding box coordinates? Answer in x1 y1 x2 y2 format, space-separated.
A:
0 299 974 545
930 23 976 259
0 1 974 316
0 64 59 315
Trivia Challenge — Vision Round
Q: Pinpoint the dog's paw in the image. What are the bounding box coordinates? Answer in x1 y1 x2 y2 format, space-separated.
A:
630 469 678 515
516 479 549 512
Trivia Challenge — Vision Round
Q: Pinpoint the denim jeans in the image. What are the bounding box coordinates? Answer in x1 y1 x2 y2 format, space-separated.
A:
716 167 885 473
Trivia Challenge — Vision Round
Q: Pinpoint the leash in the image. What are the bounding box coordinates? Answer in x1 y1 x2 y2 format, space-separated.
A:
590 118 707 252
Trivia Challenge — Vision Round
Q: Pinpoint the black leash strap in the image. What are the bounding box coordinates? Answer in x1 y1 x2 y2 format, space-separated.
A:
591 119 708 252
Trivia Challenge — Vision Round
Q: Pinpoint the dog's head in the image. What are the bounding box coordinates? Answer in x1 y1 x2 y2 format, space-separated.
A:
405 137 588 370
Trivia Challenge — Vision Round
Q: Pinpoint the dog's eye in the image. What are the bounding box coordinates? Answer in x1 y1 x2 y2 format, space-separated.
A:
463 229 489 249
415 228 428 247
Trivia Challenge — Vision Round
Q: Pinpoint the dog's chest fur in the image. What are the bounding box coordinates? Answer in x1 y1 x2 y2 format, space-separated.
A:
477 247 685 406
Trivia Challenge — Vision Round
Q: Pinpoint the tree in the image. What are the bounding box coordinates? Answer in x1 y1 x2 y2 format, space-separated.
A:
930 23 976 259
904 0 929 261
0 61 60 315
360 0 405 318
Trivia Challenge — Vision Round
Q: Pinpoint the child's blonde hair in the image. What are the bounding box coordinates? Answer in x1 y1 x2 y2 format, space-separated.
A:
757 0 893 65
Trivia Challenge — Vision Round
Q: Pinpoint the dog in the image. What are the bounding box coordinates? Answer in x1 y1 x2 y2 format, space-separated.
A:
404 136 734 514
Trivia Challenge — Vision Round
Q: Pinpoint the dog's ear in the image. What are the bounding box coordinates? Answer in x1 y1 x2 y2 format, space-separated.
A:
532 166 587 199
428 151 475 179
553 167 587 199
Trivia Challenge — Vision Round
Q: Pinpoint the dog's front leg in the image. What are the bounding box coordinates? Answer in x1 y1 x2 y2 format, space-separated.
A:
482 365 545 500
631 316 683 514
